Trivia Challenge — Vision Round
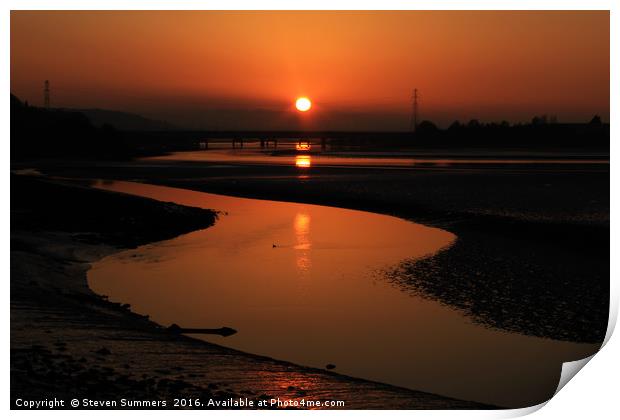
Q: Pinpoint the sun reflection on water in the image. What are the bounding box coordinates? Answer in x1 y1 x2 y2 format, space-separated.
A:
295 155 311 168
294 212 311 273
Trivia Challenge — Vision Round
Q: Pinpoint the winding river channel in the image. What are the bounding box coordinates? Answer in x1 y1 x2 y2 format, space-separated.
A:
88 180 599 407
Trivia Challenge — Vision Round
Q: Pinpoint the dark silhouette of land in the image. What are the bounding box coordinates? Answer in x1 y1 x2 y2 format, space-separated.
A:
10 94 133 160
11 94 609 159
66 108 178 131
167 324 237 337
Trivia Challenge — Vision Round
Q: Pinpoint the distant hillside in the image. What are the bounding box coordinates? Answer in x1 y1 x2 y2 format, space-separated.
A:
11 94 134 160
66 108 178 131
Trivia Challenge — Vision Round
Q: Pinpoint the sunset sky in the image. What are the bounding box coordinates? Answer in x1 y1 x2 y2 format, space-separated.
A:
11 11 609 130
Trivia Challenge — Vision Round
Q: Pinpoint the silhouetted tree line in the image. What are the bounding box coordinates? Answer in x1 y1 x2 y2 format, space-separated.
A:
409 115 609 150
330 115 608 151
11 94 135 160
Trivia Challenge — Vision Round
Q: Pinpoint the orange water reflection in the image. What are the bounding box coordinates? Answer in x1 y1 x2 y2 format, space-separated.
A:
295 155 311 168
88 181 600 408
145 150 609 168
294 212 311 273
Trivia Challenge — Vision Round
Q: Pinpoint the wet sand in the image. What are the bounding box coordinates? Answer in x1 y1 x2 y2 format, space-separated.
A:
10 175 491 409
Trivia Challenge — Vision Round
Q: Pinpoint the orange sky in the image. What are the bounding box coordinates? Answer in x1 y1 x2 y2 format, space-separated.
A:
11 11 609 130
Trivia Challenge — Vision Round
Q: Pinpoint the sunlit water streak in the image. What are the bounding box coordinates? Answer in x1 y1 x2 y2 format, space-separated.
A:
143 147 609 170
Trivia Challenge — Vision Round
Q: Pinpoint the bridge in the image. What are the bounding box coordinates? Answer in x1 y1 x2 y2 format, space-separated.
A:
126 130 415 152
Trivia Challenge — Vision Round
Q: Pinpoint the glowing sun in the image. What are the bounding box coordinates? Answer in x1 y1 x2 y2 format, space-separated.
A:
295 97 312 112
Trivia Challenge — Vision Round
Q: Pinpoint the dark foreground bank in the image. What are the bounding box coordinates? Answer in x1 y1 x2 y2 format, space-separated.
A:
10 175 491 409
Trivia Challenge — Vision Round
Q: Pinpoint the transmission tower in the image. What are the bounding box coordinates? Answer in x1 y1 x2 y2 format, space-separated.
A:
44 80 50 109
409 88 418 132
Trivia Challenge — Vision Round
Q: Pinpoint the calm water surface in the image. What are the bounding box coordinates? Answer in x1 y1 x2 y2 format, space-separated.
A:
143 147 609 169
88 181 599 407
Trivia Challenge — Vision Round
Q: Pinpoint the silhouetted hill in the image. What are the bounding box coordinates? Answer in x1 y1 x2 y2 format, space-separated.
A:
10 94 134 160
68 108 178 131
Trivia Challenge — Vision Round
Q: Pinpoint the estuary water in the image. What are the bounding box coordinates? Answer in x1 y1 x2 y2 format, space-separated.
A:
88 180 600 407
